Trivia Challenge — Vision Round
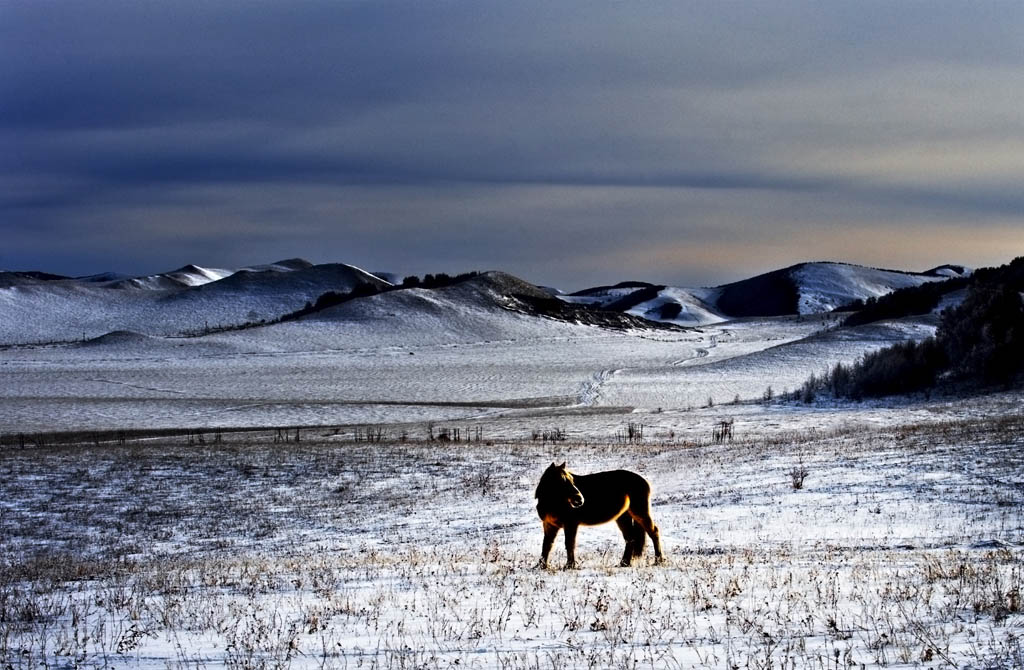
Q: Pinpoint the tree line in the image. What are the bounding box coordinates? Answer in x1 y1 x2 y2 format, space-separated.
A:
803 257 1024 400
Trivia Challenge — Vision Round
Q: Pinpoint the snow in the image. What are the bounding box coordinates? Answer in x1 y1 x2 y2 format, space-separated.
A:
1 405 1021 668
622 286 725 326
0 265 950 434
108 263 236 290
791 262 945 314
0 260 387 344
562 262 950 326
2 258 1019 668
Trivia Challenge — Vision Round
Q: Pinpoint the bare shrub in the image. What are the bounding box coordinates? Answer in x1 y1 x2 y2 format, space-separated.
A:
789 462 809 489
712 419 734 444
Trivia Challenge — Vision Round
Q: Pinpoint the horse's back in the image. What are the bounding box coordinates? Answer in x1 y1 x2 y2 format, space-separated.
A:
576 469 651 498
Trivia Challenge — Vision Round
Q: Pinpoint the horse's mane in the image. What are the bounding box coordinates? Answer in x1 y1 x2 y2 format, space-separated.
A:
535 462 566 499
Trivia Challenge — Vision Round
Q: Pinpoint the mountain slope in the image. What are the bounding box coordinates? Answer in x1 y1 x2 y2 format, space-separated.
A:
567 262 954 325
293 271 675 342
0 260 386 344
0 259 962 345
790 262 951 314
107 264 235 290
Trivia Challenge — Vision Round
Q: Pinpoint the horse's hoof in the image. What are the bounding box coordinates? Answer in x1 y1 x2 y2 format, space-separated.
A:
564 563 578 570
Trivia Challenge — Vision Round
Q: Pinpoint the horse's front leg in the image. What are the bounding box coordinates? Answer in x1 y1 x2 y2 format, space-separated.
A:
563 523 579 569
539 521 559 569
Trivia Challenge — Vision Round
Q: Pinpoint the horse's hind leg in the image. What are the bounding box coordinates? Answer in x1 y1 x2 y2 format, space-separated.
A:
630 503 664 564
630 521 647 560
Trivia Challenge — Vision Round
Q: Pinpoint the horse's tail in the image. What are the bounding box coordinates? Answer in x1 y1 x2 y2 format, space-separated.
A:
630 518 647 558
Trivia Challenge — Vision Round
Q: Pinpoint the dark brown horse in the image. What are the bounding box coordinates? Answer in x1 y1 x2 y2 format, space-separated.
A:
535 462 664 569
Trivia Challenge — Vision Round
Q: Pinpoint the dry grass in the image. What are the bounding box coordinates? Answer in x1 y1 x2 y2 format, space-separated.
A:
1 416 1022 668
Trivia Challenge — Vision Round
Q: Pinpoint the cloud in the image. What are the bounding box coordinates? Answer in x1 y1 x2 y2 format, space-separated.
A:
2 1 1023 283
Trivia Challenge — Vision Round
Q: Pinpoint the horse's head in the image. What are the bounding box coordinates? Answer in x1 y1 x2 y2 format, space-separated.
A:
536 462 585 509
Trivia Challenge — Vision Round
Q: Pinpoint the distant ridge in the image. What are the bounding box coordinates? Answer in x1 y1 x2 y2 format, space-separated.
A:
570 281 659 298
81 330 154 346
108 264 235 290
567 261 954 325
922 264 970 278
244 258 315 272
0 259 389 344
0 270 70 287
295 270 680 343
0 257 967 345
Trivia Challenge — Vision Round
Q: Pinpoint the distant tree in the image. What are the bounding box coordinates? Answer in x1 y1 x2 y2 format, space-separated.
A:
939 283 1024 385
405 271 479 290
348 282 381 299
425 272 451 288
842 278 967 327
849 338 946 398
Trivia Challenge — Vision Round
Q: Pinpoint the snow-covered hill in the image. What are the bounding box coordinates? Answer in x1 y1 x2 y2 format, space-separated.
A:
0 261 692 345
107 264 236 290
567 261 963 325
789 262 954 313
0 259 389 344
562 283 723 326
0 258 967 346
0 256 990 434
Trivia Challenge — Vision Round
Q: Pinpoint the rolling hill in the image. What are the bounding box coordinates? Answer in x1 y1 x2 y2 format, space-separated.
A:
566 262 967 325
0 258 967 346
0 259 388 344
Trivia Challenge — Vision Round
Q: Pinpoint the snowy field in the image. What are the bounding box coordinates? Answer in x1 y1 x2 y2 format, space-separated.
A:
2 408 1021 668
0 310 930 437
0 263 951 437
2 272 1021 668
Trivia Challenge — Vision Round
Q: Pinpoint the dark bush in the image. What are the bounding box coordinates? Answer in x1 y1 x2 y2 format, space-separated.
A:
802 338 946 400
659 302 683 320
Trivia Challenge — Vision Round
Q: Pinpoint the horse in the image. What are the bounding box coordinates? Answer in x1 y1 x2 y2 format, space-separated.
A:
535 462 664 569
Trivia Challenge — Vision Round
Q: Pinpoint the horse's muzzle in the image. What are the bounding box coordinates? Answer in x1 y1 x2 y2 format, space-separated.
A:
569 495 585 509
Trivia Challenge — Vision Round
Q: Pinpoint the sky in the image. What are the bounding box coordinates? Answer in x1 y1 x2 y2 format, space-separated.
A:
3 1 1024 290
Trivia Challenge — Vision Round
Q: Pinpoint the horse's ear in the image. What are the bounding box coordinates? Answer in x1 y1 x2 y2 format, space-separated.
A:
550 462 557 468
558 461 566 469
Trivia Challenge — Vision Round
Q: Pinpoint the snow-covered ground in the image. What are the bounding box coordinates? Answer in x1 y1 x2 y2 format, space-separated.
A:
0 308 929 435
2 259 1019 668
0 264 948 435
2 407 1021 668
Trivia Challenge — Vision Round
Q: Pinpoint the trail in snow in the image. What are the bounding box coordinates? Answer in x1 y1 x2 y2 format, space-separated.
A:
577 368 619 406
671 330 721 366
86 378 193 396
